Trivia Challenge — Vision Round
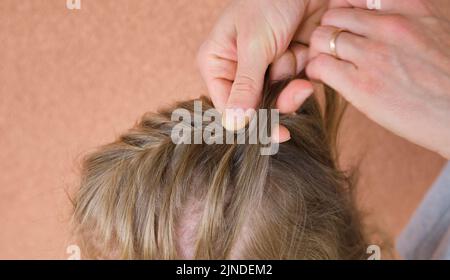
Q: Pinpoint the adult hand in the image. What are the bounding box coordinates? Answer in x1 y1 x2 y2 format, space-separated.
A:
305 0 450 158
197 0 329 139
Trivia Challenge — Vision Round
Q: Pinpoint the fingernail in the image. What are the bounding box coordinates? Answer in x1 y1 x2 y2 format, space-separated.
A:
272 124 291 143
221 108 252 131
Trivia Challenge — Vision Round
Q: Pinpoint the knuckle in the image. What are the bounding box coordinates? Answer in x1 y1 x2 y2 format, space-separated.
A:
416 0 432 14
321 9 341 25
309 29 321 48
232 75 258 95
310 27 328 49
368 43 392 63
315 54 332 67
322 8 359 26
307 54 329 80
355 78 376 97
245 36 272 61
355 71 382 97
321 10 335 25
383 16 413 37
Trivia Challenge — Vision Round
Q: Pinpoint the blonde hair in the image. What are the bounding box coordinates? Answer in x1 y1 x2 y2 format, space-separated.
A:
72 74 366 259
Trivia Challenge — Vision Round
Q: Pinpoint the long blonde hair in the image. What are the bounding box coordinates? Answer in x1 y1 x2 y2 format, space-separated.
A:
72 73 366 259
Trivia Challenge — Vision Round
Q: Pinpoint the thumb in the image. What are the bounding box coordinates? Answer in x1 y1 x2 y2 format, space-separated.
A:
223 43 269 130
226 58 268 110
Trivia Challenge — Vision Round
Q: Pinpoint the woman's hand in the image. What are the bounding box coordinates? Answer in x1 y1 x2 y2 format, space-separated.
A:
197 0 329 139
305 0 450 158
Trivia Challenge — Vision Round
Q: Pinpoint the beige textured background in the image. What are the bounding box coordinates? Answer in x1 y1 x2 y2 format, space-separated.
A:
0 0 446 259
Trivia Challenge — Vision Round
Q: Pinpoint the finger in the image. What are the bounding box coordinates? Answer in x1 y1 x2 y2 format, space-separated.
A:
225 40 269 111
306 54 357 98
272 124 291 144
205 78 232 112
329 0 427 14
270 44 309 81
321 8 417 44
321 8 382 38
293 2 329 45
276 79 314 114
222 35 270 131
330 0 382 10
197 42 237 112
309 25 368 64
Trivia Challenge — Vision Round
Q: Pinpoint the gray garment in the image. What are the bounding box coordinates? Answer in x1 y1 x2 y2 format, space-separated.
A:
396 162 450 260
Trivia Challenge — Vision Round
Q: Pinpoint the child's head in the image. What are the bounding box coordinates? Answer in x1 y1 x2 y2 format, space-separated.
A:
72 76 366 259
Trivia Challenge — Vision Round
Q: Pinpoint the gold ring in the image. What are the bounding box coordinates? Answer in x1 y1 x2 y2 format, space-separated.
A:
329 29 346 59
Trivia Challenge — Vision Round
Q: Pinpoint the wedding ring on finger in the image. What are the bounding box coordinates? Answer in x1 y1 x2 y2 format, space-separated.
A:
329 29 346 59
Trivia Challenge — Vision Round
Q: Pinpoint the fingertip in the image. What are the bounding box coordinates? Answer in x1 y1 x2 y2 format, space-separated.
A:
272 125 291 143
276 79 314 114
225 74 264 112
305 55 326 81
221 107 255 132
206 78 232 113
270 45 309 82
306 53 356 88
270 51 297 81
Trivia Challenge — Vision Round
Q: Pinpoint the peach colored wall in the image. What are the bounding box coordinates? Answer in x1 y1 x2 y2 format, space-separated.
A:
0 0 446 259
